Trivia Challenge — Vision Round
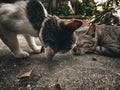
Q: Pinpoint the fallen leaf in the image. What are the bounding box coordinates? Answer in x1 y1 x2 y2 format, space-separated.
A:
92 56 98 61
19 69 33 79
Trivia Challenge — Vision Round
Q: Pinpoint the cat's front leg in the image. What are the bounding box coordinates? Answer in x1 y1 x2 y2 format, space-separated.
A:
13 49 30 58
24 35 43 53
1 33 29 58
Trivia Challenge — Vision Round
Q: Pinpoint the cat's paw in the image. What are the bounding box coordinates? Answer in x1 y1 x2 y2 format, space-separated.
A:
96 46 105 52
32 45 44 53
13 51 30 58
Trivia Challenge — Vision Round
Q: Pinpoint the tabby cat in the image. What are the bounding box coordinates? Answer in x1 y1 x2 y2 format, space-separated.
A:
72 24 120 57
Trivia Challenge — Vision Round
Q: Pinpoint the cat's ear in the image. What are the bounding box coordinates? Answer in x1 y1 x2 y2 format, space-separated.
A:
64 20 82 31
86 24 96 37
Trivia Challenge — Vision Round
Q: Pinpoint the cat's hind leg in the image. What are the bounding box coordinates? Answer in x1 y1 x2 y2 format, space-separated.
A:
24 35 43 53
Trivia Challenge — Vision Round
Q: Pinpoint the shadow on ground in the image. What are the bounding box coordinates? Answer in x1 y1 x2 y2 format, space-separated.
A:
0 36 120 90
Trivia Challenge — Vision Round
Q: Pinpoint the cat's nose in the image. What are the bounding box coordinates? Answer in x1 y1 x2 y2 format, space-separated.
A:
45 46 56 60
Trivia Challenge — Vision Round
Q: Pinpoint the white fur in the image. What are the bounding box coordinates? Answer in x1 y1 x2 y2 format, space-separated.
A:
0 1 43 58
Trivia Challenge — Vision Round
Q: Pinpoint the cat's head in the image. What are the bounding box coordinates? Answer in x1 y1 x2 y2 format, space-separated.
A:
40 15 82 59
72 24 97 55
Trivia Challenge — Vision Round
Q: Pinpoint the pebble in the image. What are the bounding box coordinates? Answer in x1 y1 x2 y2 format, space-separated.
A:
26 84 32 90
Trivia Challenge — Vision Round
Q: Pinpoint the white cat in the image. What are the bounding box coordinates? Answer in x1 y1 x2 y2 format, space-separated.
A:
0 0 47 58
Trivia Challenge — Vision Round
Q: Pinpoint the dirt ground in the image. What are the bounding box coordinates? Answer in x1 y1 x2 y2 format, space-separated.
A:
0 27 120 90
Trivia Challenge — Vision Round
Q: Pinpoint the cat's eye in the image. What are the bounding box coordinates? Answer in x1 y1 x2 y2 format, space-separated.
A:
82 42 93 47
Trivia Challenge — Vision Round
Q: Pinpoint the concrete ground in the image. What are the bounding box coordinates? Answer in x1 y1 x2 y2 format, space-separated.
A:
0 35 120 90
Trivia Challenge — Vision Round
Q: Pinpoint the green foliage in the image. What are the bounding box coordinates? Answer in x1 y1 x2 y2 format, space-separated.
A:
53 3 72 16
53 1 96 17
73 1 84 15
101 0 120 10
84 2 96 16
73 1 96 16
52 0 120 17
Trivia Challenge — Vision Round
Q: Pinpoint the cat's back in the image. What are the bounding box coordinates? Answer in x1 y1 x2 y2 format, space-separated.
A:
95 24 120 45
0 1 26 19
96 24 120 36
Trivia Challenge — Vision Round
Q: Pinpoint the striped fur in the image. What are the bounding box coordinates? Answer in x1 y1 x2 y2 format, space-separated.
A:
72 24 120 57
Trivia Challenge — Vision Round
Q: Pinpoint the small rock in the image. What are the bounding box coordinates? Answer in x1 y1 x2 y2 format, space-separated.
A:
14 64 17 67
26 84 32 90
2 69 5 72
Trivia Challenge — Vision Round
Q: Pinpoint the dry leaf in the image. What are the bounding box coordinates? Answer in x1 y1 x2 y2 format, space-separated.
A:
19 69 33 79
92 56 98 61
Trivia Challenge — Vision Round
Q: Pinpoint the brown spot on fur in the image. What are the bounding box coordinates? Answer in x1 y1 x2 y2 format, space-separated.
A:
65 20 82 30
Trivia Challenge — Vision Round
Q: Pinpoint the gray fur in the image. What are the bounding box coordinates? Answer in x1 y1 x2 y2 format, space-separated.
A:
72 24 120 57
95 25 120 56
